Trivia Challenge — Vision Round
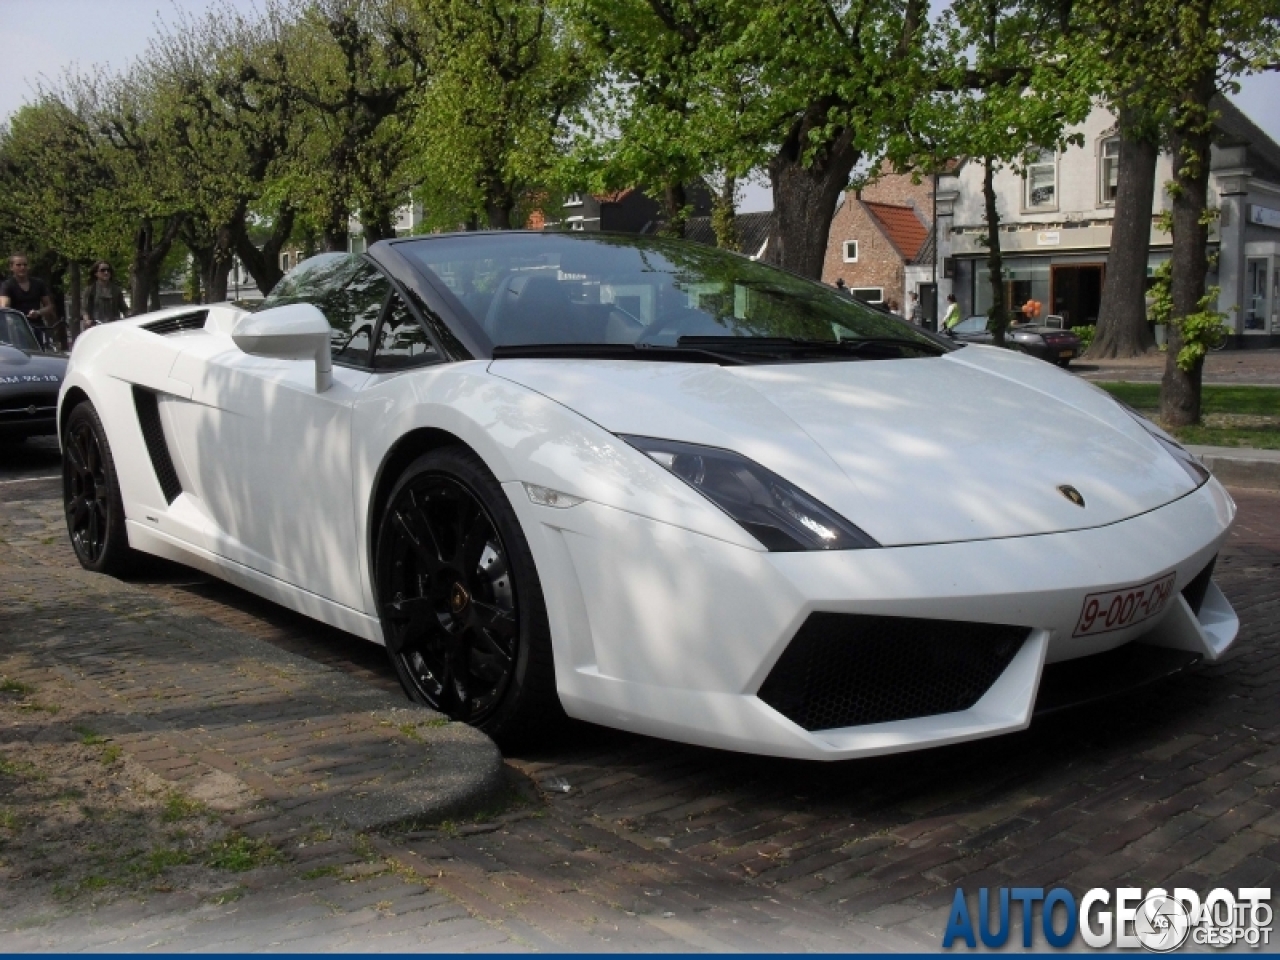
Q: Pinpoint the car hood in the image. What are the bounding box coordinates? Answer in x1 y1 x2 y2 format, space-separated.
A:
490 345 1198 546
0 344 66 380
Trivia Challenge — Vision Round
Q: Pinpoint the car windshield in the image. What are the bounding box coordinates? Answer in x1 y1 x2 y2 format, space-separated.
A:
0 310 39 351
955 316 989 334
395 233 947 361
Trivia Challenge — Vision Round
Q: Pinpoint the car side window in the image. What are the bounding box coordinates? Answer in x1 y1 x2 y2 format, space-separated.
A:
324 263 389 366
372 292 440 370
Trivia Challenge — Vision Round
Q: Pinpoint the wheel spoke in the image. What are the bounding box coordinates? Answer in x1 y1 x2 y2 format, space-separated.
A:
87 505 101 557
394 504 446 574
65 434 86 473
66 495 88 528
471 600 517 641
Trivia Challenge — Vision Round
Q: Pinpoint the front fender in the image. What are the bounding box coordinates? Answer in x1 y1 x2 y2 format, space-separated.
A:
351 362 763 615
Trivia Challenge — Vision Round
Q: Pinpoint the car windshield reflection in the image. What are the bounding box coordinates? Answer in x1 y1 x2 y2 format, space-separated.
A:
394 233 947 360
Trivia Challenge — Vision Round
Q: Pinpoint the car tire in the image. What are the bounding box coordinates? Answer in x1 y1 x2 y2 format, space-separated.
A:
62 401 137 576
374 446 563 748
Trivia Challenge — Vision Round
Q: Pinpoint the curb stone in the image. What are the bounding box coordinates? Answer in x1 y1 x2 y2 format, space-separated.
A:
1188 445 1280 492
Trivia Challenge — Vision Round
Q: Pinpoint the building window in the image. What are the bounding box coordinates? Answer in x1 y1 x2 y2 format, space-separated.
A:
842 240 859 263
280 252 292 272
851 287 883 304
564 192 584 207
1025 150 1057 209
1099 137 1120 205
567 216 585 232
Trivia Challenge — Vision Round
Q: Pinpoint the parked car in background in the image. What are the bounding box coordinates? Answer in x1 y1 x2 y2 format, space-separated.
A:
0 308 67 439
949 315 1081 367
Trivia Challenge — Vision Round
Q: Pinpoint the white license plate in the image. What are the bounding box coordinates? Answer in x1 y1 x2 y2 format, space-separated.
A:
1059 349 1074 358
1073 574 1177 638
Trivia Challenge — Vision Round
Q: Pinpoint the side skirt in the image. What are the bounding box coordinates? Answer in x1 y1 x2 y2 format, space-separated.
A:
125 520 385 645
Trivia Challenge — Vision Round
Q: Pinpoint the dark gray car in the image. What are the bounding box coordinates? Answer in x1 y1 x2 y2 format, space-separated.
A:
948 315 1082 367
0 309 67 439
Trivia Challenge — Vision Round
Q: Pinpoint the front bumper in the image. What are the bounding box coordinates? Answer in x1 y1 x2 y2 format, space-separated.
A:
509 478 1237 761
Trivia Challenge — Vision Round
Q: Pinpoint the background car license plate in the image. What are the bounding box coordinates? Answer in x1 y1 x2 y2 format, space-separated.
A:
1059 349 1074 357
1073 573 1177 637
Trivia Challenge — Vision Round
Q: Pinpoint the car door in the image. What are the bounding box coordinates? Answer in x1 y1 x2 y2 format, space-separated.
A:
168 256 389 610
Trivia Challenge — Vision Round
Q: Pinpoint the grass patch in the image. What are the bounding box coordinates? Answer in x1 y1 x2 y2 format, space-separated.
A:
301 864 343 881
161 792 204 823
100 745 122 765
0 754 38 779
206 834 282 872
130 847 192 879
0 809 17 830
1096 382 1280 449
73 725 106 746
0 677 33 696
209 885 246 905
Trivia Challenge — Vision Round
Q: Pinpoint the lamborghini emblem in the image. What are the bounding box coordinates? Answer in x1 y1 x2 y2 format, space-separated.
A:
1058 484 1085 507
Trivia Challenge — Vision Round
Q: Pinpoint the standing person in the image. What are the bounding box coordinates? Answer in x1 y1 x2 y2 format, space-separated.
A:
942 293 961 332
908 292 923 326
833 278 850 296
81 261 128 330
0 252 56 349
886 298 900 317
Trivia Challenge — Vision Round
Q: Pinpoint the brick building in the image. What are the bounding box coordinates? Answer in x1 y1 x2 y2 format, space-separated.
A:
823 172 936 317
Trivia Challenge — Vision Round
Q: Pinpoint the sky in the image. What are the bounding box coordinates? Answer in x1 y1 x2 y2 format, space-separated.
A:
4 0 1278 215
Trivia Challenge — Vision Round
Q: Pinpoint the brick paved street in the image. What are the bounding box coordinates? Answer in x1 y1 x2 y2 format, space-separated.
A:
2 435 1278 950
1076 347 1280 385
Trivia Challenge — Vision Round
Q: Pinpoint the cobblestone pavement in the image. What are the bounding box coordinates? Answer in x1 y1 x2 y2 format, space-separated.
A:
2 435 1279 950
1075 347 1280 385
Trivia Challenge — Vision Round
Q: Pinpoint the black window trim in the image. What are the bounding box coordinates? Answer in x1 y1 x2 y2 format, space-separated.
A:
326 254 448 373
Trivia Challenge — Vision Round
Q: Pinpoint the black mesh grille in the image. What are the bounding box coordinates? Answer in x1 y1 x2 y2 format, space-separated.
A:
1181 556 1217 616
757 613 1030 731
132 387 182 503
142 311 208 336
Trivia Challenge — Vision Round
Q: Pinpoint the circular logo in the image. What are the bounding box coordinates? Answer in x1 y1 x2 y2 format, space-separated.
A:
1135 894 1191 953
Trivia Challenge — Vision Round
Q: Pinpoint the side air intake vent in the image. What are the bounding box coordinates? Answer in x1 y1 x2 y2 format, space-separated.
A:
142 311 208 336
758 613 1030 731
1181 556 1217 616
132 387 183 503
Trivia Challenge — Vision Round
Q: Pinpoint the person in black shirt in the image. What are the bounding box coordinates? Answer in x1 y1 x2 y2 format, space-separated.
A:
0 253 56 348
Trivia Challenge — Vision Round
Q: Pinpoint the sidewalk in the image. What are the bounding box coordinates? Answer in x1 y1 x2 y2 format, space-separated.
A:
1075 347 1280 385
1188 445 1280 492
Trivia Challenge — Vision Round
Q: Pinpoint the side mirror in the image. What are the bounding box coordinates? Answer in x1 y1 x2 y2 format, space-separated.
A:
232 303 333 392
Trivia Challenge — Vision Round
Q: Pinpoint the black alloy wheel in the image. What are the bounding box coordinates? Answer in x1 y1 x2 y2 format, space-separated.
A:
375 447 560 745
62 401 135 575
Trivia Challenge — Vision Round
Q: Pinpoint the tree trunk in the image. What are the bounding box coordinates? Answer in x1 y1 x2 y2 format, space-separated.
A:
1091 121 1158 358
68 261 82 343
129 215 184 316
363 205 398 243
485 186 515 230
1160 80 1216 427
712 175 739 251
982 157 1009 347
766 110 859 279
658 182 689 239
236 204 297 296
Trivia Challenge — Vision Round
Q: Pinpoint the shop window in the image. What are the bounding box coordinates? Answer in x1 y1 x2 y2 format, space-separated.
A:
1025 150 1057 209
1099 138 1120 205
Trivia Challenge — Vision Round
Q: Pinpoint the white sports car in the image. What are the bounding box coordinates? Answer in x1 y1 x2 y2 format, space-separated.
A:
58 233 1238 759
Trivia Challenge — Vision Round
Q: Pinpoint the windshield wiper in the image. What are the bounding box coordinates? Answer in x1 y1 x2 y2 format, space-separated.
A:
491 343 748 364
677 335 944 355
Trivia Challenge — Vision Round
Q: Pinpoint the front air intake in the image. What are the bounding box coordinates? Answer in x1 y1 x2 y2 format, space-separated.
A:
1181 556 1217 616
132 387 183 504
757 613 1030 731
142 311 208 336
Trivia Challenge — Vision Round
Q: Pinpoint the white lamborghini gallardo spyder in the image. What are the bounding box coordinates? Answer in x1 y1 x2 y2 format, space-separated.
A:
58 232 1238 759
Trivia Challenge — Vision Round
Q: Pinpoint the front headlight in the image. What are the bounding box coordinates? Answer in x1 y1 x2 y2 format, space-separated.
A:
620 435 879 552
1119 404 1210 486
